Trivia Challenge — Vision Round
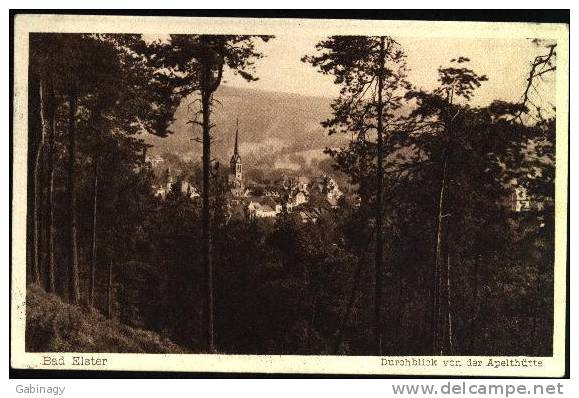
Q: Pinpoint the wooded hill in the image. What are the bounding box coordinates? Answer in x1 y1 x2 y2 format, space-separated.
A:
144 85 344 168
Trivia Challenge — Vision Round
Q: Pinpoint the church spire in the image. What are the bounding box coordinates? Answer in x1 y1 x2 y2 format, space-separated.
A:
234 118 239 156
230 118 242 165
229 118 243 194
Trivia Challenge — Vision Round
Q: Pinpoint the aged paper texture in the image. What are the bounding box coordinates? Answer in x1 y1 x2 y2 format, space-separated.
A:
11 14 568 376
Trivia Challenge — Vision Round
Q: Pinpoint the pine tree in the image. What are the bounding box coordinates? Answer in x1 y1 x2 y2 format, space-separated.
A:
150 34 272 352
27 33 181 303
405 57 488 354
303 35 410 354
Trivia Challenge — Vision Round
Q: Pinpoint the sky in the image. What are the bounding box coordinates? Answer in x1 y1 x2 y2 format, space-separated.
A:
220 35 556 108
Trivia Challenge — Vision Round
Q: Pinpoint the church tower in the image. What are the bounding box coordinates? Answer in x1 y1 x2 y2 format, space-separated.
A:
229 119 243 195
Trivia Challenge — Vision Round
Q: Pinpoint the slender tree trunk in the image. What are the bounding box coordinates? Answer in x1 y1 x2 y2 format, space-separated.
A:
333 249 366 354
394 278 408 354
67 91 80 305
446 252 453 354
468 258 481 352
432 90 454 355
107 258 113 319
306 293 319 352
430 230 440 354
374 36 386 355
45 75 57 293
333 228 374 354
28 73 40 286
432 155 448 355
89 159 99 307
33 79 50 286
201 61 215 353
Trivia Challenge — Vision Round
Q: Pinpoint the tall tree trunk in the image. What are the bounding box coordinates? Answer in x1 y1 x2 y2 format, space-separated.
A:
45 74 57 293
432 89 455 355
374 36 386 355
67 91 80 305
446 252 453 354
89 159 99 307
28 73 40 286
33 79 49 286
333 232 372 354
432 155 448 355
201 61 215 353
306 293 319 352
107 258 113 319
468 258 481 352
430 227 440 354
394 277 408 353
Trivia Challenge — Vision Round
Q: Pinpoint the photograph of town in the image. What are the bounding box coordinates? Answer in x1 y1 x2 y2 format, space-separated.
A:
21 25 559 360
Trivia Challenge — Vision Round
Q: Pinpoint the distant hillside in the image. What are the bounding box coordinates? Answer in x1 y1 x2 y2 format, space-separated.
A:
26 285 186 353
144 85 345 170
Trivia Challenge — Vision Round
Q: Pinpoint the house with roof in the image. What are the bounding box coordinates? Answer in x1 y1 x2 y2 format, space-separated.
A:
247 196 283 219
153 179 200 201
309 175 343 208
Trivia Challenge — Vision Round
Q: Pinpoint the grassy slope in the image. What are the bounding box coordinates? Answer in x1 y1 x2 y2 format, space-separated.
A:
26 285 186 353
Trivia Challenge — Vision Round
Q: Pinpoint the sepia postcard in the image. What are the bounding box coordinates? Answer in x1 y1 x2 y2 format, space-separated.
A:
10 13 569 376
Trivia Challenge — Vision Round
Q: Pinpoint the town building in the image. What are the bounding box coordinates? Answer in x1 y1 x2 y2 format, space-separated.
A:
309 175 343 208
153 180 200 200
506 178 547 213
153 168 200 200
511 186 532 212
247 196 283 219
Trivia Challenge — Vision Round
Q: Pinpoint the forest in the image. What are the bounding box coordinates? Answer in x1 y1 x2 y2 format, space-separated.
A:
25 33 556 356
